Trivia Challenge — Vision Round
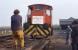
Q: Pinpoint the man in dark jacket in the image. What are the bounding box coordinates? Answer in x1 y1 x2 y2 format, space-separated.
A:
71 20 78 50
11 9 24 50
66 19 78 50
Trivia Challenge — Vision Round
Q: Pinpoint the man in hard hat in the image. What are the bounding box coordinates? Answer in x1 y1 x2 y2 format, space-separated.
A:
11 9 24 50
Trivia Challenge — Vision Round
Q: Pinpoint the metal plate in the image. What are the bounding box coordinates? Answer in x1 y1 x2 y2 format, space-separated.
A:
32 16 44 24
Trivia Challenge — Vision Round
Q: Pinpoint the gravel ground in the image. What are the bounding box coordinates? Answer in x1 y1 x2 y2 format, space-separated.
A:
52 36 71 50
0 30 72 50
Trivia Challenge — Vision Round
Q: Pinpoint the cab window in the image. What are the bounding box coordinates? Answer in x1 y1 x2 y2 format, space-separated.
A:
46 9 51 16
36 5 43 10
27 9 31 15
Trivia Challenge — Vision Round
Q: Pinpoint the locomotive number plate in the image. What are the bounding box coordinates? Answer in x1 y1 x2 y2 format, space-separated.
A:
32 16 44 24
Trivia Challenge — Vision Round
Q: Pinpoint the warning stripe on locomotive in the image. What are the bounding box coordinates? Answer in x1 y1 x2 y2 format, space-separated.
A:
37 26 46 36
24 25 51 37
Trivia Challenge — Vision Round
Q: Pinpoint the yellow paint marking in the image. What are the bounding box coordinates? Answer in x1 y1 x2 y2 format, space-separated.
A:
37 27 46 36
24 25 34 33
27 28 35 36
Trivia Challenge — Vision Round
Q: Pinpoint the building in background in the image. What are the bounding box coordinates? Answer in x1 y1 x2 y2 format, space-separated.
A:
60 17 75 30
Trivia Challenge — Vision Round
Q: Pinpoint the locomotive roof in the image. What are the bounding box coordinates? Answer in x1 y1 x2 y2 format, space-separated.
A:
28 4 52 10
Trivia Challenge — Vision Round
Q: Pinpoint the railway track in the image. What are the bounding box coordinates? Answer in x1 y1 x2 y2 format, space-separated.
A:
0 35 55 50
0 35 12 42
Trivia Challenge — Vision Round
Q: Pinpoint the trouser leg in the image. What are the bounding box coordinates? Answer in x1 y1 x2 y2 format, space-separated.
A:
20 38 24 48
71 43 76 50
12 33 18 49
76 43 78 50
15 39 18 49
71 41 77 50
18 30 24 48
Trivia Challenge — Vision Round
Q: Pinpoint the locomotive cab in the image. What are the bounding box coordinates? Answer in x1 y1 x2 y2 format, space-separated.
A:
24 4 53 38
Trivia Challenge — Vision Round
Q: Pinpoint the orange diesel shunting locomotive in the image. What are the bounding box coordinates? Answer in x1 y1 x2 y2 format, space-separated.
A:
24 4 53 38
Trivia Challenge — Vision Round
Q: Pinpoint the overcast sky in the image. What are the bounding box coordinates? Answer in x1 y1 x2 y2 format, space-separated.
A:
0 0 78 26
